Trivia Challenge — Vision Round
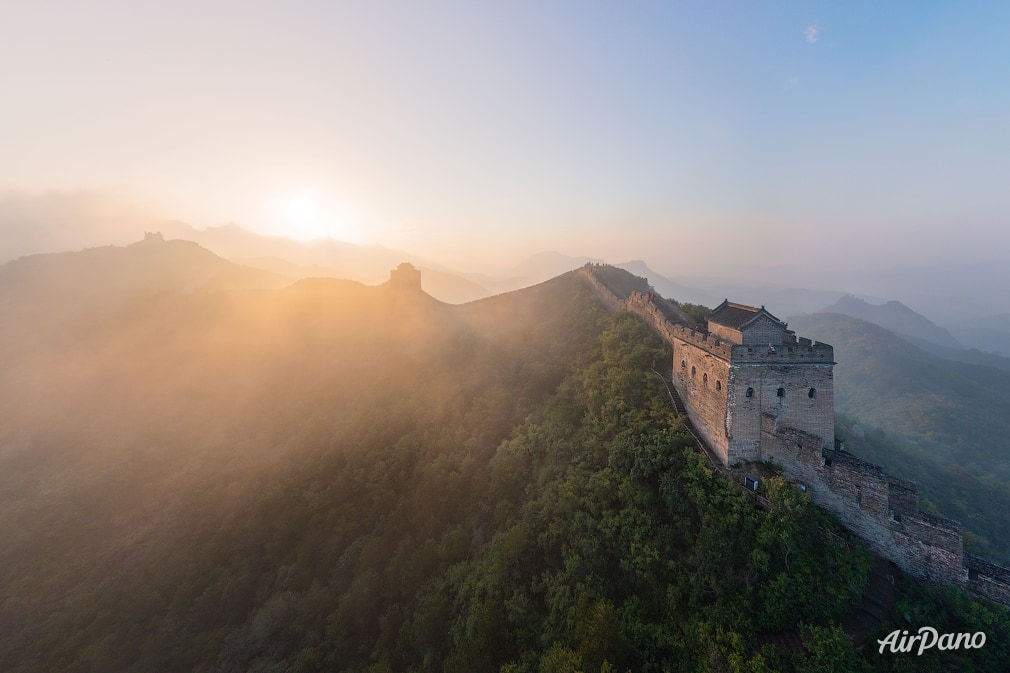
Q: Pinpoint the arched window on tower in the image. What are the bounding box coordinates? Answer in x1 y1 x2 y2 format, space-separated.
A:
691 366 696 378
808 388 817 399
703 373 708 384
681 360 686 369
745 387 754 398
777 387 785 397
716 380 722 391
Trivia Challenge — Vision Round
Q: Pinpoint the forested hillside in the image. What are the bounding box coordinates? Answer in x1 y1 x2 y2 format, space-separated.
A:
1 257 1007 672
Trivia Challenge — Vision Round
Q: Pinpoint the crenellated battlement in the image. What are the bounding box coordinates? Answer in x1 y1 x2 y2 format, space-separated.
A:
731 342 835 365
669 323 734 361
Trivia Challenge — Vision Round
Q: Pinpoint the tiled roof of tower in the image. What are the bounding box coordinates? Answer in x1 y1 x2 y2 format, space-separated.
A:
707 300 762 329
707 299 786 331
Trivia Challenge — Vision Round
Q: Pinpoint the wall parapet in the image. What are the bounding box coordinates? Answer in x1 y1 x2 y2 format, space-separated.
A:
824 449 887 480
966 554 1010 584
915 510 963 533
888 475 918 492
669 323 733 360
965 555 1010 606
731 343 835 365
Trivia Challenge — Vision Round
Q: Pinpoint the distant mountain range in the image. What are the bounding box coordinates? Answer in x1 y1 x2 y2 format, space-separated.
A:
788 312 1010 478
231 255 495 304
0 234 289 322
157 221 434 284
160 228 603 303
955 313 1010 359
818 294 963 349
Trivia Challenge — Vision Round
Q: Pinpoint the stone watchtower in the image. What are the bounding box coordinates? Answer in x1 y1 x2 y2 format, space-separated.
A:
388 262 422 292
670 300 834 466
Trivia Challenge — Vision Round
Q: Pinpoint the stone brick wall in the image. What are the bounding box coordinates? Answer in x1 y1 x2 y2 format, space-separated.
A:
822 450 892 520
709 322 742 346
724 370 762 462
966 555 1010 605
763 426 970 587
892 512 968 584
726 342 836 455
887 477 918 517
740 314 789 345
670 336 732 465
729 361 835 455
759 425 826 492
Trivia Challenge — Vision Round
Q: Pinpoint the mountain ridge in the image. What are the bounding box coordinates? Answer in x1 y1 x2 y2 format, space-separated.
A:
819 294 963 349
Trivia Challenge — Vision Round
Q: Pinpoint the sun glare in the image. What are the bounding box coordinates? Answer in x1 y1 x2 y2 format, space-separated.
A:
284 195 322 241
256 191 365 244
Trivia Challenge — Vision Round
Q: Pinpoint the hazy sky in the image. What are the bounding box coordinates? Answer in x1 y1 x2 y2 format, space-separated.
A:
2 1 1008 279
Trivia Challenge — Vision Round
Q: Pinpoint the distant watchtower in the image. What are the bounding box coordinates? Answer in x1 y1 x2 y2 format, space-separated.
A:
389 262 422 292
669 299 835 465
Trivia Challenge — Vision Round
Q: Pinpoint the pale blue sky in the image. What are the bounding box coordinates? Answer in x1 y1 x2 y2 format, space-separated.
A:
2 1 1008 278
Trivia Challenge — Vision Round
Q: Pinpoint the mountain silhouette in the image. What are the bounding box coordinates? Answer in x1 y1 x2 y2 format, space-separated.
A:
820 294 962 349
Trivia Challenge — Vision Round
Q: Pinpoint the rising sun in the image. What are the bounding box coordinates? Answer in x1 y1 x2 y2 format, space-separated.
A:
255 190 363 243
283 195 325 241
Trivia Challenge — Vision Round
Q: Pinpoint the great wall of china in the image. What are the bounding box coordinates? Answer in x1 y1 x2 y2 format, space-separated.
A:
577 263 1010 608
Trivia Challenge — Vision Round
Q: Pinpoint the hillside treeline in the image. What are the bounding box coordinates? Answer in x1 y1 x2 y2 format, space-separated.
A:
0 273 1007 672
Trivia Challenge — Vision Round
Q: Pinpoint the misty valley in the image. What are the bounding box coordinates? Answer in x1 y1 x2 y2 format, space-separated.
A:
1 238 1009 673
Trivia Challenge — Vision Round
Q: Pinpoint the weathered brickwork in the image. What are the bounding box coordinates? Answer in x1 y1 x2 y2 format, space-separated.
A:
671 335 732 465
966 555 1010 605
893 512 969 584
708 321 742 346
578 264 1010 606
728 357 834 460
742 314 791 345
764 426 972 588
887 476 919 518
